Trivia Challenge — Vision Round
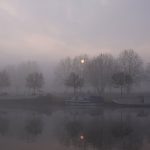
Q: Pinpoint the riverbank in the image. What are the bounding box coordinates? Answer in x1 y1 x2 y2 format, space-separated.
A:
0 93 150 108
0 95 65 106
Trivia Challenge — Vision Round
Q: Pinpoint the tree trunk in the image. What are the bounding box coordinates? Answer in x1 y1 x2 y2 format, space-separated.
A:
101 86 105 94
126 84 132 94
108 85 112 94
73 86 77 98
96 87 100 95
33 88 36 95
121 86 123 96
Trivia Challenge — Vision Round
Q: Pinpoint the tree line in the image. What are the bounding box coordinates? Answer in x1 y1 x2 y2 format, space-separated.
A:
1 49 150 96
55 49 146 96
0 62 44 95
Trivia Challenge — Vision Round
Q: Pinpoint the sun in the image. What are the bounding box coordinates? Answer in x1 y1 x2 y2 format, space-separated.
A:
80 59 85 64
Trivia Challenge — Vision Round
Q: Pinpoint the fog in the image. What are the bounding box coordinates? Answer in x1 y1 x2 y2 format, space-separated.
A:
1 0 150 64
1 1 150 150
0 0 150 94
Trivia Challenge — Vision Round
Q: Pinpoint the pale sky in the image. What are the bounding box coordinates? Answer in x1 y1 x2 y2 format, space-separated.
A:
0 0 150 65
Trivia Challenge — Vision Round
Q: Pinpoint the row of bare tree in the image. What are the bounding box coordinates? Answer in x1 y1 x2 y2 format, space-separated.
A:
55 49 145 96
1 49 150 96
0 62 44 95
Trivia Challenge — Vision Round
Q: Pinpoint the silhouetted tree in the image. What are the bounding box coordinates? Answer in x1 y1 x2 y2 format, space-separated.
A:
24 117 43 142
85 54 115 94
118 49 143 93
0 70 11 94
26 72 44 95
0 117 9 136
144 63 150 84
112 72 133 96
65 72 84 96
18 61 40 87
55 55 88 91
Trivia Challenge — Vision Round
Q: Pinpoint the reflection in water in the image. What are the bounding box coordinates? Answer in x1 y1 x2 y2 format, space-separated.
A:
62 118 138 150
137 109 149 117
23 116 43 142
0 116 9 136
63 120 84 148
0 107 150 149
57 108 149 150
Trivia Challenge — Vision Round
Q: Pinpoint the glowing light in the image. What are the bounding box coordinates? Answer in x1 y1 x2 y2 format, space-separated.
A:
80 59 85 64
80 135 84 140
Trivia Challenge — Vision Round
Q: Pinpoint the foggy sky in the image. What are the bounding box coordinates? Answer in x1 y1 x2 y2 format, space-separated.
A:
0 0 150 66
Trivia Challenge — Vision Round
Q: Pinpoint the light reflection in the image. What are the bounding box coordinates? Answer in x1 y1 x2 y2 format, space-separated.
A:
80 135 84 140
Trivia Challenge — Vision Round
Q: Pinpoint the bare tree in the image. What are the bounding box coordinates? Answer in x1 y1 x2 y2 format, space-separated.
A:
26 72 44 95
112 72 133 96
118 49 143 93
85 53 115 94
0 70 11 95
65 72 84 96
72 55 88 77
18 61 40 87
54 55 88 91
142 63 150 91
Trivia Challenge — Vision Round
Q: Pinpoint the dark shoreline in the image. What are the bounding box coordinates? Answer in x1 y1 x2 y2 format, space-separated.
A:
0 96 150 109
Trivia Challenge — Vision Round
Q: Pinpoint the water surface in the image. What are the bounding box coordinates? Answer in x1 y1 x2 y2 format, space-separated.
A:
0 105 150 150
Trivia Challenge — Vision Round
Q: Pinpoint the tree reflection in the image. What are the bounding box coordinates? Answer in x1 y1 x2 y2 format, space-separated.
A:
137 109 148 117
59 114 145 150
24 117 43 142
111 122 133 138
61 120 84 148
0 116 9 136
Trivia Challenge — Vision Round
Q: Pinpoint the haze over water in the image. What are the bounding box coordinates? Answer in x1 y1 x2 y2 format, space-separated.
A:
1 1 150 150
1 106 150 150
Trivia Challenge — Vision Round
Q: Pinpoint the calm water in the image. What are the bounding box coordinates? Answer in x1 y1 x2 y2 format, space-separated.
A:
0 105 150 150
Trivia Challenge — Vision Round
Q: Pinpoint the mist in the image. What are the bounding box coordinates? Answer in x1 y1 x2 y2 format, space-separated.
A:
1 1 150 150
1 0 150 64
